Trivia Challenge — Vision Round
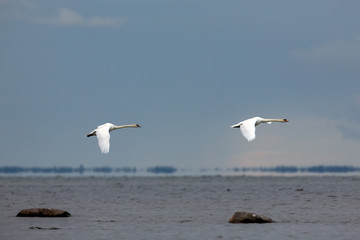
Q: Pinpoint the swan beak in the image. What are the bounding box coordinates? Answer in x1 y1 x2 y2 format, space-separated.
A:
284 119 289 122
136 124 141 128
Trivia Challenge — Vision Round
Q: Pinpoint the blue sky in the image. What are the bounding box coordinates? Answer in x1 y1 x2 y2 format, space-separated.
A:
1 0 360 168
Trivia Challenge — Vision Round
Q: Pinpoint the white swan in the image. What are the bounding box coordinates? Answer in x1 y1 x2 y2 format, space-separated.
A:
87 123 141 154
231 117 288 141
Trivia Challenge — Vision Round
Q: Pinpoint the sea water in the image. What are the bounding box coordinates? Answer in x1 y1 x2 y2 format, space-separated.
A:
1 176 360 240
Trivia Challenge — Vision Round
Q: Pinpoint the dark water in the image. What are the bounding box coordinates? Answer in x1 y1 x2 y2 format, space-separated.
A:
1 176 360 240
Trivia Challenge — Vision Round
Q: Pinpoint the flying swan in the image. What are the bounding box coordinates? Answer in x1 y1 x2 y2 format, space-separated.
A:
87 123 141 154
231 117 288 141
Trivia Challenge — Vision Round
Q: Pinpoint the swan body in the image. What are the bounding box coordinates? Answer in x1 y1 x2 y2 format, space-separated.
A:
87 123 141 154
231 117 288 141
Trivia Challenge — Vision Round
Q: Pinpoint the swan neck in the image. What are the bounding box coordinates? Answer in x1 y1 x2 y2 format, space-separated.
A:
112 124 139 130
262 119 284 123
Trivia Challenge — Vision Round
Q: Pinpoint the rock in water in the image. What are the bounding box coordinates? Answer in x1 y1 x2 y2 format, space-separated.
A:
228 212 274 224
16 208 71 217
29 226 61 230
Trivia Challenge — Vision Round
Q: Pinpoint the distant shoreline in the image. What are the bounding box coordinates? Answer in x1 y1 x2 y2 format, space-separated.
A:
1 165 360 176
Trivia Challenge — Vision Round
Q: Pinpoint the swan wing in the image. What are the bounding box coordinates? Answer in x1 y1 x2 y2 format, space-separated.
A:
230 122 241 128
96 126 111 154
240 120 256 141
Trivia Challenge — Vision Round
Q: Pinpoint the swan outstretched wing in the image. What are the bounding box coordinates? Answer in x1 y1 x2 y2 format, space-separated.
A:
96 126 111 154
240 120 256 141
232 117 288 142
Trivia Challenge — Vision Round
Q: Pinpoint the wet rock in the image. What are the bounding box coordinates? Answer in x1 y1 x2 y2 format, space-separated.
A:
228 212 274 224
179 219 192 223
96 219 116 223
16 208 71 217
29 226 61 230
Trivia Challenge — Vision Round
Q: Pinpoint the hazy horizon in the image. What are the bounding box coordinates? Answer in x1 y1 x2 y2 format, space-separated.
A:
1 0 360 169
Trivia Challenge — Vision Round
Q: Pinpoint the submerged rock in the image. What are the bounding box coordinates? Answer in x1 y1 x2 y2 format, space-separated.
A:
16 208 71 217
228 212 274 224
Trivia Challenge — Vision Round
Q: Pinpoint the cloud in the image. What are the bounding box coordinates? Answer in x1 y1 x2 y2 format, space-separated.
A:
290 35 360 65
336 124 360 141
0 0 36 21
334 95 360 141
33 8 125 28
0 0 36 8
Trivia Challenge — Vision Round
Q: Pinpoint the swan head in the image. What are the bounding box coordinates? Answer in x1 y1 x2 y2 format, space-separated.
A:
283 119 289 122
135 124 141 128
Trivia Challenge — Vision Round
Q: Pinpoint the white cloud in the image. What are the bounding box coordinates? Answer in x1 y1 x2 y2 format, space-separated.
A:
0 0 36 21
34 8 125 28
290 35 360 65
